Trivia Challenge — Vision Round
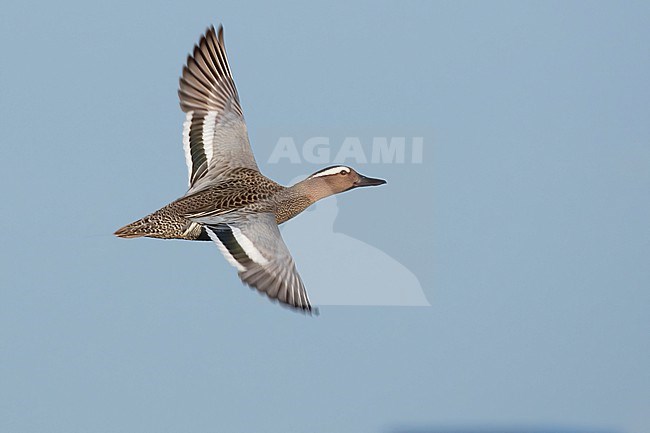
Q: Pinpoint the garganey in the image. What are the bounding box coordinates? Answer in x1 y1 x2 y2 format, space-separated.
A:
115 26 386 313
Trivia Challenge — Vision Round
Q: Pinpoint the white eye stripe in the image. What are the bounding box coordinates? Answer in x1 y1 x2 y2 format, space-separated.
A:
311 166 350 178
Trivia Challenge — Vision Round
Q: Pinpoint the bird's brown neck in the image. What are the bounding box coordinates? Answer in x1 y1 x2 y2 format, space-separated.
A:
273 178 336 224
289 177 337 202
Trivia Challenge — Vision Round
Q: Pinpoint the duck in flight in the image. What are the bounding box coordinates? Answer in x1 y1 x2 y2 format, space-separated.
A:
115 26 386 313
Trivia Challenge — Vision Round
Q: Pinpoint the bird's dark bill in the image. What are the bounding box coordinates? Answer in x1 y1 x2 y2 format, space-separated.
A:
355 174 387 187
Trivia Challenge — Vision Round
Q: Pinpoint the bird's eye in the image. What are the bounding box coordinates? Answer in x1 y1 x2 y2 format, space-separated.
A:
340 170 348 175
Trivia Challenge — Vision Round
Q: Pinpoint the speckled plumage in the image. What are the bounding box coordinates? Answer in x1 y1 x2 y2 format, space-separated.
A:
115 25 385 313
114 168 315 240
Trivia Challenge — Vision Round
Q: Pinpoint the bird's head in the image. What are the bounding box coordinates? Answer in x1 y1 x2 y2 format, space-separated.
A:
307 165 386 195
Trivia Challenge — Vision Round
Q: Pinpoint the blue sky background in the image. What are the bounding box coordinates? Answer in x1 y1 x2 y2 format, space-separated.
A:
1 1 649 432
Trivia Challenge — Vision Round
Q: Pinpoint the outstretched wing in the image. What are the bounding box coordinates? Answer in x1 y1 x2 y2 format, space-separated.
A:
179 25 259 193
202 213 314 313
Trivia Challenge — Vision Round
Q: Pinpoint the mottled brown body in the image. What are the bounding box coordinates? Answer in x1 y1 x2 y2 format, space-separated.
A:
115 168 318 240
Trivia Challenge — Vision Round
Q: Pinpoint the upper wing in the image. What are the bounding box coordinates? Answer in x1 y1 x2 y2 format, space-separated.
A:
179 25 259 193
202 213 314 313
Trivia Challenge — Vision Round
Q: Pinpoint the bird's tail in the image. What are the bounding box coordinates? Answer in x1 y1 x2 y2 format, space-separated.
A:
114 215 158 239
114 207 208 241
